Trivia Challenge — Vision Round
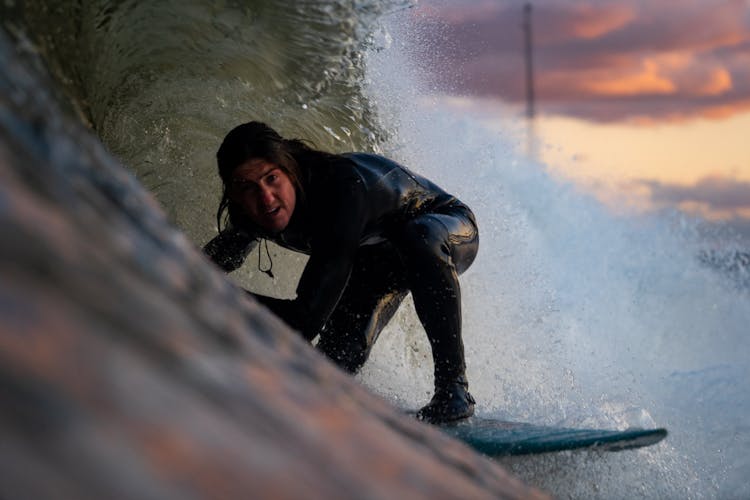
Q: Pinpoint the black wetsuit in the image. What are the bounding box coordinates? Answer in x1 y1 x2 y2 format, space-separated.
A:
204 153 479 386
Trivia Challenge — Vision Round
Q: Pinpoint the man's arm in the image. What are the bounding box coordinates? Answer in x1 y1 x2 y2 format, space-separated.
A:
292 171 368 339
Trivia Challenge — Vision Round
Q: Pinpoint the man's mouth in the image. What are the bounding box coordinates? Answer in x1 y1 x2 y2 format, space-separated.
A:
265 207 281 216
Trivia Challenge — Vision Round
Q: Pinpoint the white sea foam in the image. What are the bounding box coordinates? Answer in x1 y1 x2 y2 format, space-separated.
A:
357 9 750 499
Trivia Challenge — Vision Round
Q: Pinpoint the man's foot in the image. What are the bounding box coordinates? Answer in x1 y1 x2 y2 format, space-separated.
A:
416 379 476 424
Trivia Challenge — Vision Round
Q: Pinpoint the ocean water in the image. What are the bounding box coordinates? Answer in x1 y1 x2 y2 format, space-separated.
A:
4 1 749 498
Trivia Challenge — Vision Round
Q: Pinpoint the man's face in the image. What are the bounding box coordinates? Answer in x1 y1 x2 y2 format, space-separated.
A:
229 159 297 233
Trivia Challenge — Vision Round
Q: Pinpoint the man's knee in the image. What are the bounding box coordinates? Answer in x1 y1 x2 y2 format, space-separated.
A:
400 212 478 275
398 216 451 262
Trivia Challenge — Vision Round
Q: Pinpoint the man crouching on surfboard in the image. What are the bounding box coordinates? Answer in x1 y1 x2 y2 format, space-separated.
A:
203 121 479 424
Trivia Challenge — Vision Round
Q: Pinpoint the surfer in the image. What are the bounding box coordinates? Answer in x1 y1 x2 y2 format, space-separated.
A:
203 121 479 423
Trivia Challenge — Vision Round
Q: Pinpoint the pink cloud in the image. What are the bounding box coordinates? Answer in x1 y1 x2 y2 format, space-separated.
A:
412 0 750 123
565 4 636 39
636 174 750 223
534 3 637 43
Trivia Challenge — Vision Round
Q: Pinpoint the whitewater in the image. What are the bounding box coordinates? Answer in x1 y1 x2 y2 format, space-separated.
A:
4 1 749 497
356 8 750 499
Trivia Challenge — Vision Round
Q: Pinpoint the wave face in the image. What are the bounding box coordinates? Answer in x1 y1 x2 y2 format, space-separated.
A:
4 1 750 498
3 0 398 247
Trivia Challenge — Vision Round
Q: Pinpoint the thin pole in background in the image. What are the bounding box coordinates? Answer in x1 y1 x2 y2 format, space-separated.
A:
523 2 536 159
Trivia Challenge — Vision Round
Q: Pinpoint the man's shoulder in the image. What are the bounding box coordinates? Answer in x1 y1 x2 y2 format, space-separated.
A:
338 152 410 183
342 152 399 167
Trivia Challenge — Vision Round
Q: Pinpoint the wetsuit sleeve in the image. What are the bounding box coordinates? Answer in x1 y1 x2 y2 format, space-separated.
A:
294 172 368 339
203 228 257 272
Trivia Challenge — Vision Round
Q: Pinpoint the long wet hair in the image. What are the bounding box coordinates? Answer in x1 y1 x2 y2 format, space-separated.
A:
214 121 336 233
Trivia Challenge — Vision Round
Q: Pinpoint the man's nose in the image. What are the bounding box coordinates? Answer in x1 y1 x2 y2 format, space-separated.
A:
259 186 274 204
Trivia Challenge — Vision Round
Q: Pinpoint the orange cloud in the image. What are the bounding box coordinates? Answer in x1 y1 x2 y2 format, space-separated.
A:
695 68 733 96
568 4 636 40
584 60 676 96
581 57 733 99
619 98 750 125
699 99 750 120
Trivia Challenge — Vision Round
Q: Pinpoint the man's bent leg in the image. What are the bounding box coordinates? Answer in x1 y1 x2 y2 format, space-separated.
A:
317 245 408 373
392 207 479 422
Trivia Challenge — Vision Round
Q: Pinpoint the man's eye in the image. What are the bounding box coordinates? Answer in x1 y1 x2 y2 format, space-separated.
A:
266 174 278 183
232 180 255 192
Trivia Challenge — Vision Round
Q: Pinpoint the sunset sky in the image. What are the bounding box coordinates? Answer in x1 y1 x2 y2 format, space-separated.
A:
412 0 750 234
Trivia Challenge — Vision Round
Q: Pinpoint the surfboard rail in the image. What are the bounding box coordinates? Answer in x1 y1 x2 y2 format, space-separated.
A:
433 417 668 457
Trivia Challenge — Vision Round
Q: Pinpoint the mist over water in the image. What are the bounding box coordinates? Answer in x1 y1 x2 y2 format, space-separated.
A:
5 1 749 498
357 8 750 499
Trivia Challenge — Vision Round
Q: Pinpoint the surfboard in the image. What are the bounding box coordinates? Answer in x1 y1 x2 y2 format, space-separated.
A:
431 416 668 456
